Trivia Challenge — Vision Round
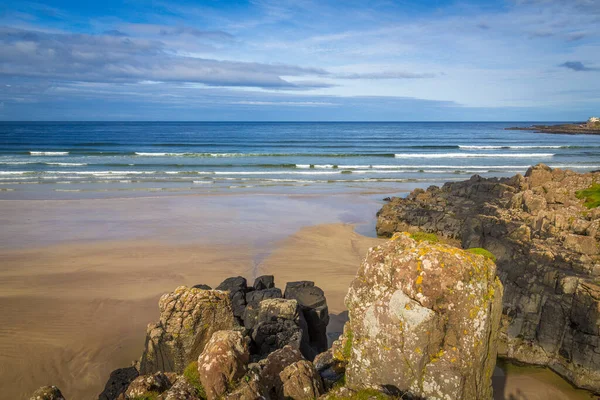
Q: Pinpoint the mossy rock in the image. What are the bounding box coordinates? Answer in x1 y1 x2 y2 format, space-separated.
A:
409 232 439 243
576 184 600 209
466 247 497 262
183 361 207 399
342 328 353 360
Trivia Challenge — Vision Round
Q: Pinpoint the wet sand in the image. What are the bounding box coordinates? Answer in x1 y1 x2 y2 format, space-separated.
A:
0 193 597 399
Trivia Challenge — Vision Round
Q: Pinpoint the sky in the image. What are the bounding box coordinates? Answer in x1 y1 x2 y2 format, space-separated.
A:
0 0 599 121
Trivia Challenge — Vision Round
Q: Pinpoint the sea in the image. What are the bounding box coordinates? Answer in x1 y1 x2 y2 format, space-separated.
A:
1 121 599 199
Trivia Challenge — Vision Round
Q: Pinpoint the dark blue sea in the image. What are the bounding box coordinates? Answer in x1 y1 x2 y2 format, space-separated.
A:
1 121 599 197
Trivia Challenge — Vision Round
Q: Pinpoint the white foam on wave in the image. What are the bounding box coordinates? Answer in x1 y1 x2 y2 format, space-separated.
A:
30 151 69 156
193 180 214 184
45 162 88 166
394 153 554 158
135 152 267 157
458 145 562 150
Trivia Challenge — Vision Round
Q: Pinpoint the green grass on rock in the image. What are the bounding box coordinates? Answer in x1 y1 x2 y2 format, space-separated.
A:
183 361 206 399
466 248 497 262
576 184 600 209
409 232 439 243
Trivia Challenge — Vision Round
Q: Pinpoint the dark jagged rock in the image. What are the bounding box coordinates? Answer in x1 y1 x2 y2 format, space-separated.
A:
251 298 304 357
243 288 283 329
253 275 275 290
284 281 329 354
192 284 212 290
29 386 65 400
98 366 139 400
216 276 249 322
313 349 345 390
376 164 600 393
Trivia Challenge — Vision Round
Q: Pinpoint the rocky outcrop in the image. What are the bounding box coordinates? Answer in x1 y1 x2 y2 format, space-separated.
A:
376 164 600 392
197 330 249 400
341 233 503 400
140 286 235 374
29 386 65 400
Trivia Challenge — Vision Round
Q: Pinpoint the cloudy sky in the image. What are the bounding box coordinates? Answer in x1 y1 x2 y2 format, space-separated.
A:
0 0 599 120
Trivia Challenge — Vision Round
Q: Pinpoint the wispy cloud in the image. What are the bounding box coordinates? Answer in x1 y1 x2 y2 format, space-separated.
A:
0 27 328 89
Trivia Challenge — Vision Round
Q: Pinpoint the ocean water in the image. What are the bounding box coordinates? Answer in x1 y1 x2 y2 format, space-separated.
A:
1 121 599 198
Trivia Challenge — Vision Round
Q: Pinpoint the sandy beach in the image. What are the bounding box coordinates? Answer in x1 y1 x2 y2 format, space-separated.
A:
0 192 597 399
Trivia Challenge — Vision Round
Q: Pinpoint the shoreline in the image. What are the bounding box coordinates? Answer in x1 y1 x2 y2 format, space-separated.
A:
1 189 598 399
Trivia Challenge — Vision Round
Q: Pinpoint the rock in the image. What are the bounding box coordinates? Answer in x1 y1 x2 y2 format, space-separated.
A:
217 276 249 322
252 319 303 358
253 275 275 291
259 345 304 398
243 288 283 329
98 366 139 400
251 298 308 358
158 378 201 400
29 386 65 400
192 284 212 290
197 330 250 400
375 164 600 392
224 365 265 400
279 360 324 400
284 281 330 355
124 372 173 399
313 349 345 390
344 233 503 400
224 380 264 400
140 286 235 374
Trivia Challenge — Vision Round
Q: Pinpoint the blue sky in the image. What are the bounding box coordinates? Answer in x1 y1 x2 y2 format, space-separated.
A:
0 0 599 120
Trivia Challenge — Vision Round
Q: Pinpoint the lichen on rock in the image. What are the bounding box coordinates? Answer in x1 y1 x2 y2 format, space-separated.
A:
375 165 600 392
139 286 235 375
343 233 503 400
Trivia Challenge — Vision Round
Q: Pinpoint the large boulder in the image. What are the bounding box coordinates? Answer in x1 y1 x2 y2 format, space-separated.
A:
140 286 235 374
29 386 65 400
284 281 330 355
375 165 600 392
343 233 503 400
197 330 250 400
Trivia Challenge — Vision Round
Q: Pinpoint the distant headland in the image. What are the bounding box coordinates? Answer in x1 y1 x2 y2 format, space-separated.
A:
506 117 600 135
